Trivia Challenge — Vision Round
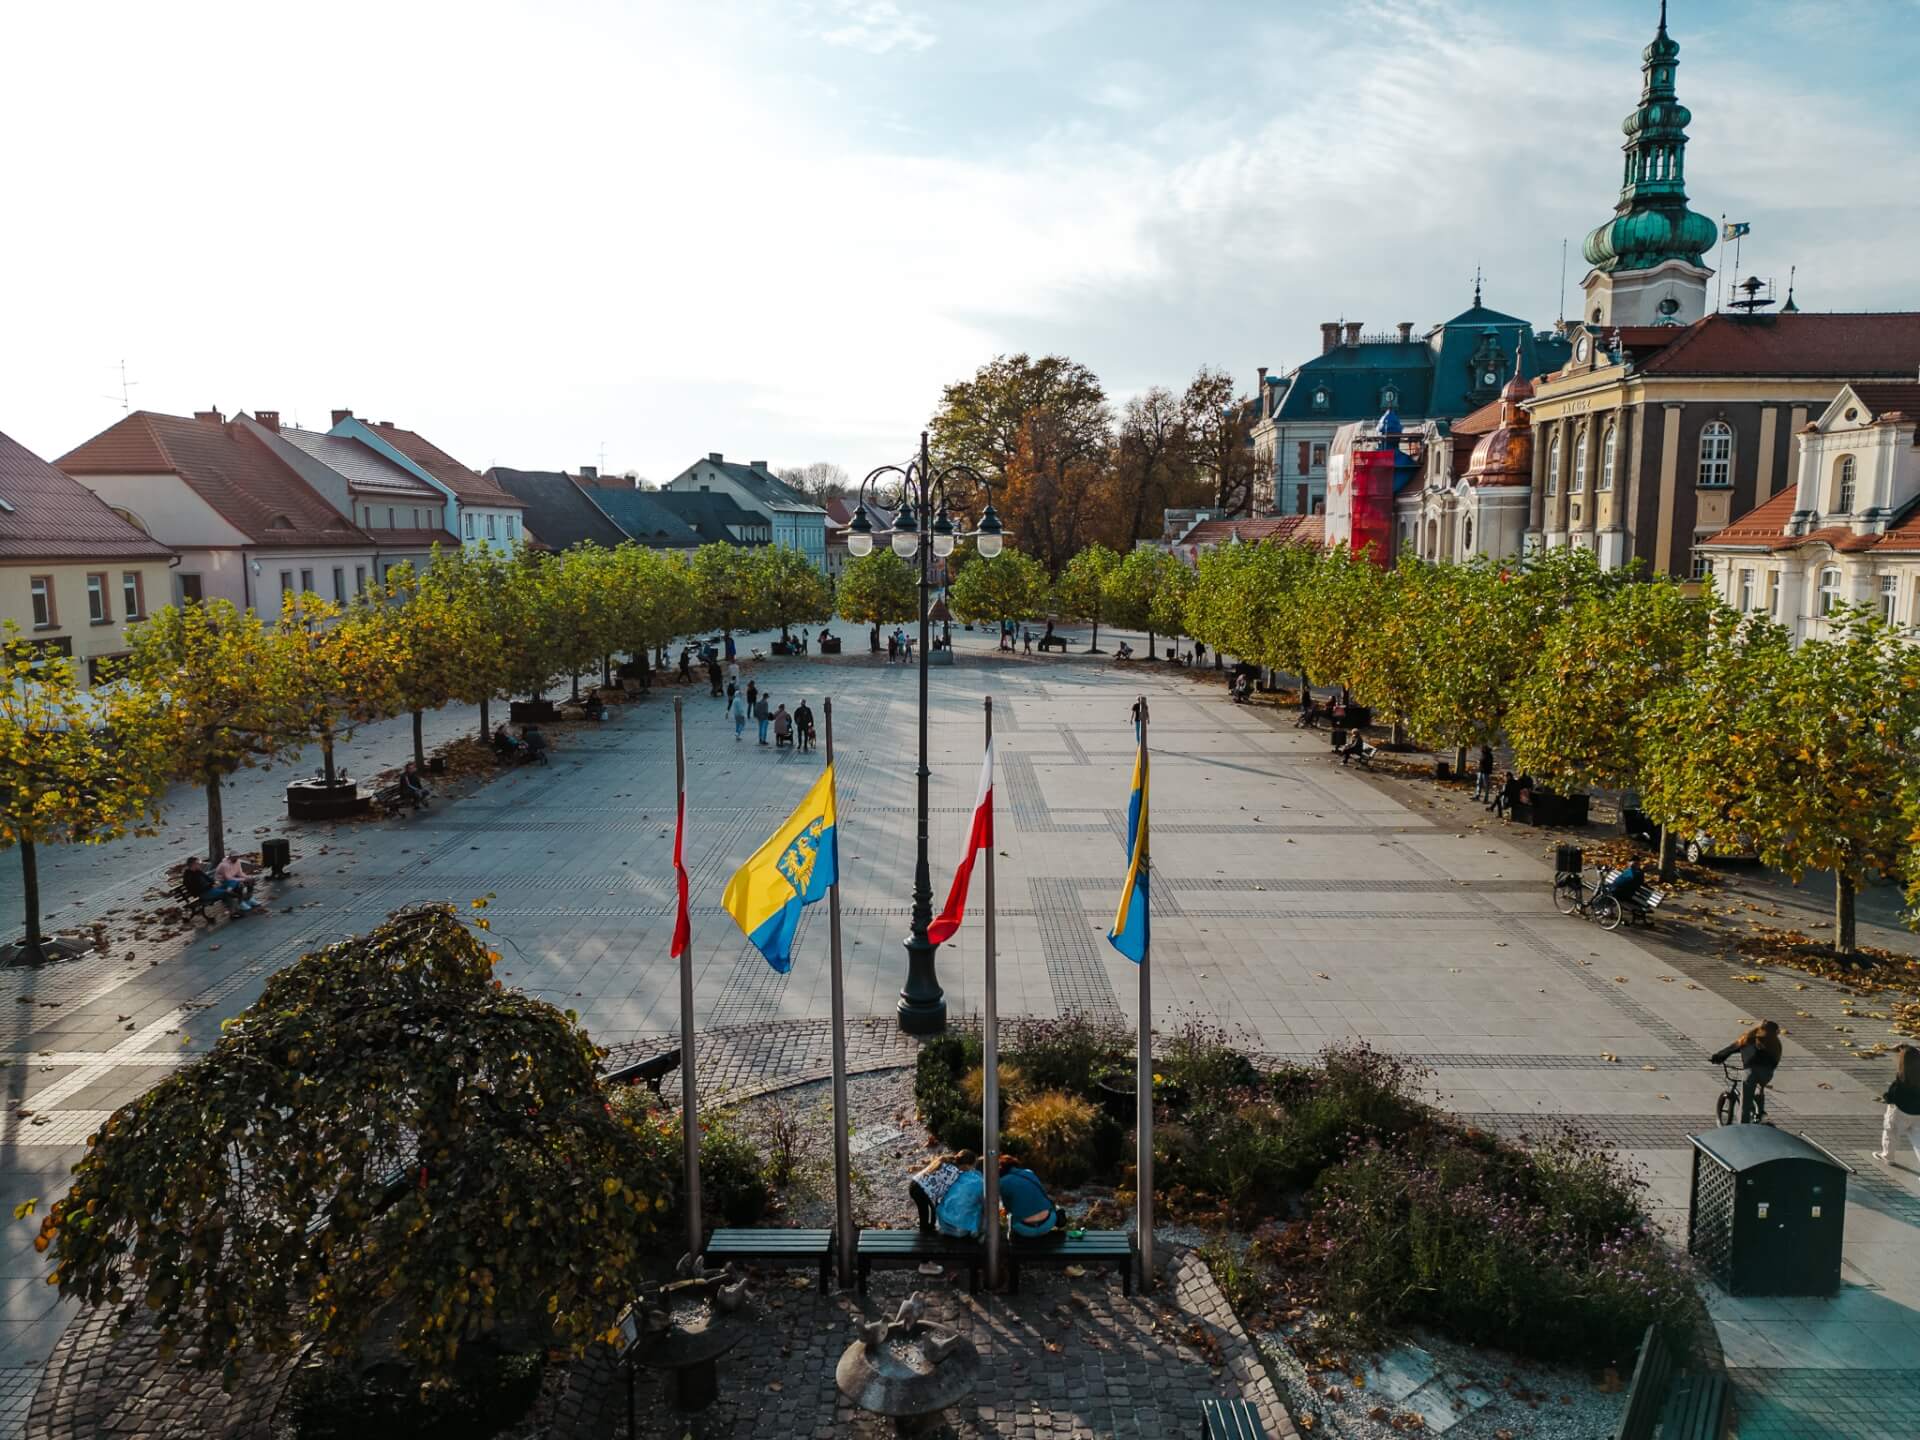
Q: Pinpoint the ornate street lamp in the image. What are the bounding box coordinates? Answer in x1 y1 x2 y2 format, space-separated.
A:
846 430 1006 1034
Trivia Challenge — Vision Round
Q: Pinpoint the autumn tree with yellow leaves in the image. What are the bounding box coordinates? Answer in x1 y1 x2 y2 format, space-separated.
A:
0 625 173 963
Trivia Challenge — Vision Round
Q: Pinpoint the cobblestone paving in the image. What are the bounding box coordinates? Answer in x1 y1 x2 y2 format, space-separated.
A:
6 626 1920 1438
1730 1367 1920 1439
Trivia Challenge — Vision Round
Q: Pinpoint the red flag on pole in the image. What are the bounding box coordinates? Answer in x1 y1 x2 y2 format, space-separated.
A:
670 772 691 959
928 741 993 946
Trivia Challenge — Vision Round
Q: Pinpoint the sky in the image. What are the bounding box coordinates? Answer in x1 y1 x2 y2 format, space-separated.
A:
2 0 1916 486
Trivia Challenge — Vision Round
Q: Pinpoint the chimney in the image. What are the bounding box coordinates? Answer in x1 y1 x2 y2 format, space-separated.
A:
1396 321 1414 342
255 410 280 433
749 459 768 471
708 451 724 462
377 420 393 428
580 465 598 481
193 408 225 426
331 409 353 426
1320 322 1340 354
1344 321 1363 348
1256 366 1269 417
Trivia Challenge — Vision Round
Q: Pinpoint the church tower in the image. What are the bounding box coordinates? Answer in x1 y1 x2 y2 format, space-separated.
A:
1579 3 1717 327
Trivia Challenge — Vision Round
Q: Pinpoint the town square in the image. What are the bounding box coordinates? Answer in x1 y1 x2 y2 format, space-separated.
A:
4 3 1920 1437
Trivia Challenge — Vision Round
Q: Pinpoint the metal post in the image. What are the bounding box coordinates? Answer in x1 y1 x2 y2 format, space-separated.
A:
675 699 702 1262
1134 695 1154 1287
898 429 947 1033
825 699 856 1286
981 696 1001 1291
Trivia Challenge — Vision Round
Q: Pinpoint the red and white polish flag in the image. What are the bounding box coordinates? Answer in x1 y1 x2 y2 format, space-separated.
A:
670 785 691 959
928 741 993 946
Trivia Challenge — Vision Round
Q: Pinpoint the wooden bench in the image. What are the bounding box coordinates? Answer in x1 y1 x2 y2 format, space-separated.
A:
174 880 217 925
704 1227 833 1294
1614 1324 1726 1440
1036 634 1071 652
1199 1397 1269 1439
374 781 428 817
604 1048 682 1095
1006 1228 1135 1296
855 1229 984 1295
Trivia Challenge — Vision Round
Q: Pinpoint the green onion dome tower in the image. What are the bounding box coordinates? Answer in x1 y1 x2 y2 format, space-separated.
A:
1579 3 1716 327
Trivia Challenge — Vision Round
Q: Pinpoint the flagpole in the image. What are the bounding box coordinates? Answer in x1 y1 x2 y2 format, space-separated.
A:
1134 695 1154 1289
824 698 856 1287
675 697 702 1262
981 695 1001 1291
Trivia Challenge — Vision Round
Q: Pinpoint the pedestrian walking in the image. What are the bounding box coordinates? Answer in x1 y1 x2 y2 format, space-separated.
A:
1491 770 1519 821
755 692 772 745
1022 628 1033 656
1473 742 1495 802
887 632 899 664
794 698 816 753
746 679 758 715
726 680 737 711
727 659 740 690
707 657 723 697
1875 1045 1920 1167
733 692 747 742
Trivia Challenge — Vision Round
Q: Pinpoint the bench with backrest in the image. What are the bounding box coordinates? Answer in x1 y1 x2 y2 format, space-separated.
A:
375 780 428 817
1006 1228 1135 1296
1199 1397 1269 1439
855 1228 984 1295
174 879 218 925
704 1227 834 1294
1036 633 1071 652
1614 1324 1725 1440
603 1048 681 1095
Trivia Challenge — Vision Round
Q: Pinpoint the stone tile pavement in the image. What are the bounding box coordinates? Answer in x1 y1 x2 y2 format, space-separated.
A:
1 623 1917 1436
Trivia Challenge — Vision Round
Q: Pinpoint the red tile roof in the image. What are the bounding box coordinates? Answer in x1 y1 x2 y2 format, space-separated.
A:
59 412 372 549
1179 514 1324 548
1851 382 1920 421
1639 312 1920 378
365 423 520 507
0 428 174 563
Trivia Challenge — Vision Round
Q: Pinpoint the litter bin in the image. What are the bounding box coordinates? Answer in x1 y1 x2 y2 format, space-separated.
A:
260 837 292 879
1687 1127 1850 1296
1553 844 1583 878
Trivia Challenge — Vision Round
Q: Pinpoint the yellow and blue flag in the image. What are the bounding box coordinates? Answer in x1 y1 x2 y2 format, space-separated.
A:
1107 733 1149 963
722 765 838 973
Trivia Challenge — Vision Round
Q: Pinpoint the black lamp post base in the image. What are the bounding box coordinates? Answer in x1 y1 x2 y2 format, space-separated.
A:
897 936 947 1034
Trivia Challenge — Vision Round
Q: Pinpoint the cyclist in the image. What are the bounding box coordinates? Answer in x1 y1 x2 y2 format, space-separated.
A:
1711 1020 1782 1123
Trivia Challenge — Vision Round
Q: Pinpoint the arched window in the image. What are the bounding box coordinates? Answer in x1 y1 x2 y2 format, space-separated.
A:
1818 566 1843 616
1546 433 1561 496
1427 519 1439 557
1462 517 1474 553
1571 429 1588 494
1381 386 1398 410
1832 454 1856 514
1599 422 1617 492
1698 421 1733 487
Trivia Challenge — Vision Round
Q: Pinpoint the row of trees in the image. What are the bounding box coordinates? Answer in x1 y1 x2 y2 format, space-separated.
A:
1165 541 1919 954
926 353 1261 575
2 541 834 961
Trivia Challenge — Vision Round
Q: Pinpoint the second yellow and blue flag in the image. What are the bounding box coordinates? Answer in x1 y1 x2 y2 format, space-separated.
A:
722 765 838 973
1107 733 1149 963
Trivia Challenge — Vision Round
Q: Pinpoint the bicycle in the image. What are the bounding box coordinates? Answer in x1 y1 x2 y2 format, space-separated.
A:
1552 865 1623 930
1715 1060 1770 1127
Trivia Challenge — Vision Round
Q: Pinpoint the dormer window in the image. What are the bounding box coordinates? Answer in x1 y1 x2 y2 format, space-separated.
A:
267 513 295 530
1831 454 1856 515
1380 387 1398 410
1312 387 1330 410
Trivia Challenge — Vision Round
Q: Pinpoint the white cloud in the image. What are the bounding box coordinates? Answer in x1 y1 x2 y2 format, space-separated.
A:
819 1 936 55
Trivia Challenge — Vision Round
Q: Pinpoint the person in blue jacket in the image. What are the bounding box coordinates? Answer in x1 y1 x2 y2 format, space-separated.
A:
934 1160 985 1238
998 1154 1059 1239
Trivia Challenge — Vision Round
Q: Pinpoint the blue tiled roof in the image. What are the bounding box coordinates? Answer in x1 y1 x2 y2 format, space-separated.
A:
650 490 770 544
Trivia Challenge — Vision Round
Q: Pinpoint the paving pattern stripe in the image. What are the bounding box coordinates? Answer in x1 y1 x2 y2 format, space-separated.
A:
1027 877 1124 1024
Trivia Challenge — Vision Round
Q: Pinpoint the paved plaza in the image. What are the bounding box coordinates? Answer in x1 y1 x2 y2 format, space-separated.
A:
3 627 1919 1435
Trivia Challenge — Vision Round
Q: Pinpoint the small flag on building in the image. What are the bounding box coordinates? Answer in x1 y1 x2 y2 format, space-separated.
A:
721 767 838 972
1722 221 1751 241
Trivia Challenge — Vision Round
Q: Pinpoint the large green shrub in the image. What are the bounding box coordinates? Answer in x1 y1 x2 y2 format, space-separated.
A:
1303 1133 1694 1365
700 1114 772 1225
914 1030 983 1150
290 1347 544 1440
1006 1016 1128 1097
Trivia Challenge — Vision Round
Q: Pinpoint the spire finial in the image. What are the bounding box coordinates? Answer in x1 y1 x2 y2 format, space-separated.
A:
1658 0 1668 34
1473 265 1483 307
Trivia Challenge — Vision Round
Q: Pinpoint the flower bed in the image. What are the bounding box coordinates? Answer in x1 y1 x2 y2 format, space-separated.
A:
913 1018 1696 1369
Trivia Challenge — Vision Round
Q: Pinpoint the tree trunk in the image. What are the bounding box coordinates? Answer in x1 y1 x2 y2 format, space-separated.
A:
1453 744 1467 778
411 710 426 769
16 840 44 963
870 623 881 653
1835 871 1857 955
1147 629 1156 660
602 654 612 687
1391 719 1408 749
321 733 338 788
1089 616 1101 653
206 774 226 862
480 695 491 743
570 671 580 702
1657 825 1676 880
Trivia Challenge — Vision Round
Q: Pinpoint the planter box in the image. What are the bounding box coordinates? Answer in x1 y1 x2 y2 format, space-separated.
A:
927 647 954 666
510 700 559 723
819 636 843 655
286 778 369 822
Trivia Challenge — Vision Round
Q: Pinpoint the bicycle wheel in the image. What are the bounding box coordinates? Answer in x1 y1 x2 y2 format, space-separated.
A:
1715 1086 1737 1127
1593 894 1623 931
1553 877 1583 915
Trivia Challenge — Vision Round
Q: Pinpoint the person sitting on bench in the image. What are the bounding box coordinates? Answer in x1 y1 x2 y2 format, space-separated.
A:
399 760 431 810
999 1155 1059 1239
1605 858 1645 901
213 851 258 900
909 1150 976 1234
1296 688 1317 727
934 1159 985 1239
521 725 549 763
1114 640 1134 661
1338 729 1373 766
773 703 793 748
1232 672 1253 704
492 723 525 760
185 856 258 915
